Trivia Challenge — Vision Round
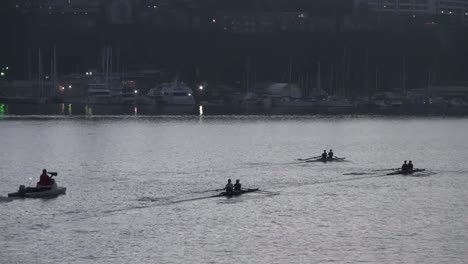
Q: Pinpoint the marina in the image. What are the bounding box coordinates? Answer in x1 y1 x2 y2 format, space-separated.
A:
2 0 468 262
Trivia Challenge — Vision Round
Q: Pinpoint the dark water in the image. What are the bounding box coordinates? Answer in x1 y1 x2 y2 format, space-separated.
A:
0 116 467 263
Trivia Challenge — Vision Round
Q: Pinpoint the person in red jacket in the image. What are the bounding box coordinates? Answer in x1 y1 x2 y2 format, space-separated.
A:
38 169 51 186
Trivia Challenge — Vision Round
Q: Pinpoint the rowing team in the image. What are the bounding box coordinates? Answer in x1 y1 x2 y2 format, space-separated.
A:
321 149 334 159
224 179 241 193
401 160 414 172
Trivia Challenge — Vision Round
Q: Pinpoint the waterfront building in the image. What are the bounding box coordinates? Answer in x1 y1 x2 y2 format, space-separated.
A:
355 0 468 25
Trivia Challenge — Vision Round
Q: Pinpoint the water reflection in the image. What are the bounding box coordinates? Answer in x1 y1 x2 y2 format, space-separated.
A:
199 105 204 116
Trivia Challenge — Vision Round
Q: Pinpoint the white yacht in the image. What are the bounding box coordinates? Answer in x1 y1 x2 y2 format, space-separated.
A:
87 83 114 105
148 81 195 105
147 80 195 114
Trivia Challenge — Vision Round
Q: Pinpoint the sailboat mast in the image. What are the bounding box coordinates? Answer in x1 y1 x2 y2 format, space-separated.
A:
317 61 321 91
402 56 406 94
364 49 369 98
38 48 43 98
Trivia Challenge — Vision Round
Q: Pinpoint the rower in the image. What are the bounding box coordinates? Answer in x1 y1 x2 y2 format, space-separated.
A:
328 149 334 159
224 179 234 193
407 160 414 171
234 179 242 192
401 161 408 171
321 150 327 160
38 169 52 186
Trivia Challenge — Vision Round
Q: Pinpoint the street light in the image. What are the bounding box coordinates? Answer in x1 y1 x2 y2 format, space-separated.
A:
134 90 138 94
199 85 204 91
0 72 4 76
68 85 72 89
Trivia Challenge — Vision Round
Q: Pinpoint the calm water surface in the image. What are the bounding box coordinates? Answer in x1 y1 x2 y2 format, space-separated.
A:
0 116 467 264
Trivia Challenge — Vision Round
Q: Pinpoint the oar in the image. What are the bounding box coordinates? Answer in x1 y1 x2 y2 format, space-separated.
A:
372 168 399 172
297 156 321 161
256 190 279 195
193 188 224 194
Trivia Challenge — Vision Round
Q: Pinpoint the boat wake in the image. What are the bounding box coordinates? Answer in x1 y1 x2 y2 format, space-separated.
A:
343 172 376 176
137 196 172 202
0 196 14 203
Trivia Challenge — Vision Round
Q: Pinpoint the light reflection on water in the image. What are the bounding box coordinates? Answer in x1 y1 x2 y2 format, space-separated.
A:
0 116 467 263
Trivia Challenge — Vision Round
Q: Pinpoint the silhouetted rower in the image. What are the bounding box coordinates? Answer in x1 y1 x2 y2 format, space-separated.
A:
401 160 408 171
225 179 234 193
328 149 334 159
234 179 241 191
321 150 327 160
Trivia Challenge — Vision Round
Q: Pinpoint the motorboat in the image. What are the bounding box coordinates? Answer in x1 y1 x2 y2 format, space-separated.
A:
147 79 196 114
147 80 195 106
8 173 66 198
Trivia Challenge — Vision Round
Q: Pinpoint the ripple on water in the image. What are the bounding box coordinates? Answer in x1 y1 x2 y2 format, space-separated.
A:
73 229 99 234
30 223 52 230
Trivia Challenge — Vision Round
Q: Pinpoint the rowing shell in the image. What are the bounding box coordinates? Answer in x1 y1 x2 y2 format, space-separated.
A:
386 169 425 175
216 188 259 197
306 157 346 163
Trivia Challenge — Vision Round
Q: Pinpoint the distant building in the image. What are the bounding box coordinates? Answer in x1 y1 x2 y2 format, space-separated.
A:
219 12 338 33
14 0 102 28
355 0 468 25
15 0 101 15
107 0 134 24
